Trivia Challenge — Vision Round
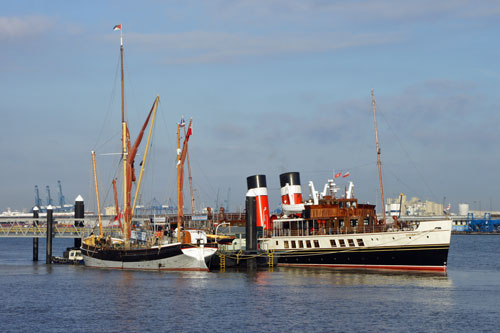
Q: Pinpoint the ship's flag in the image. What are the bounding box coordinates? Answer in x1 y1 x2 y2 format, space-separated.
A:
186 124 193 139
342 171 350 178
113 24 122 31
334 172 342 178
443 203 451 214
179 116 186 127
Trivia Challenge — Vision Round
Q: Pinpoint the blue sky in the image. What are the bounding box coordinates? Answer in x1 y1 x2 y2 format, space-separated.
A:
1 0 499 213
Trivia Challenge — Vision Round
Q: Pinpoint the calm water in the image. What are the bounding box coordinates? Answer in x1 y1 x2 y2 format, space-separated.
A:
0 235 499 332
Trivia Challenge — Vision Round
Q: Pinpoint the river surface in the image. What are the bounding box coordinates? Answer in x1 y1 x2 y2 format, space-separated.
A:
0 234 498 332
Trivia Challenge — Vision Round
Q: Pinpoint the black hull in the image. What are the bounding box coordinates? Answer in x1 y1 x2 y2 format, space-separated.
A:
277 245 449 272
81 243 184 262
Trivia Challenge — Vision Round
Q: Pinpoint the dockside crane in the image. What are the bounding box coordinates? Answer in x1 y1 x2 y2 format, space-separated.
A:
57 180 66 209
34 185 42 208
46 185 54 206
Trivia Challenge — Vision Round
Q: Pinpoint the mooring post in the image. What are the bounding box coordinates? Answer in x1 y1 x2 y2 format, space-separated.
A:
33 206 39 261
245 185 258 270
74 195 84 248
46 205 53 264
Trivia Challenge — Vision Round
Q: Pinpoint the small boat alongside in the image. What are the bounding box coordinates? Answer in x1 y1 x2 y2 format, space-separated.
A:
52 248 84 265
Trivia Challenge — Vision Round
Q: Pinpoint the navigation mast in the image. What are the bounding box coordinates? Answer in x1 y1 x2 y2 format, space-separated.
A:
371 89 386 225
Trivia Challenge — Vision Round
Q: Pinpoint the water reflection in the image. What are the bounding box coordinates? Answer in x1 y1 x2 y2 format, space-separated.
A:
274 267 453 288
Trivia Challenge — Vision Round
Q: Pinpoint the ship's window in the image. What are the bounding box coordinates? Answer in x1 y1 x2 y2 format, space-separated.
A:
350 219 358 227
314 240 320 248
329 239 337 247
352 202 357 208
339 219 344 227
298 240 304 248
339 239 346 247
339 202 344 208
346 201 351 208
306 240 312 248
357 239 365 246
348 239 355 247
284 241 289 249
364 218 369 226
291 240 297 248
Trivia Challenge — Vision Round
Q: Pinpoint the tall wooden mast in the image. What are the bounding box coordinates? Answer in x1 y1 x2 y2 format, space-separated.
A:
177 119 193 242
119 26 130 242
91 151 103 238
371 89 386 225
184 127 196 214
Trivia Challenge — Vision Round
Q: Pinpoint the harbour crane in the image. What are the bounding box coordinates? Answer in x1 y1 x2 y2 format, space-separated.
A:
46 185 54 206
57 180 66 209
34 185 42 208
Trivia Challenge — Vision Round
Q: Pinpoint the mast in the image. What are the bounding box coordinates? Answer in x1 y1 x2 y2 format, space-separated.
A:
177 124 182 242
132 96 160 215
91 151 103 237
177 119 193 242
371 89 386 225
184 126 196 214
112 179 123 233
117 25 130 242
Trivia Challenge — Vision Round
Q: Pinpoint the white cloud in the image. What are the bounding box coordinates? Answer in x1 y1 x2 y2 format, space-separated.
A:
122 30 402 64
0 16 53 40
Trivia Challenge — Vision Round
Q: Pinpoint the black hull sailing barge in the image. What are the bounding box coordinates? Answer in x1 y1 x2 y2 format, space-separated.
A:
81 24 215 271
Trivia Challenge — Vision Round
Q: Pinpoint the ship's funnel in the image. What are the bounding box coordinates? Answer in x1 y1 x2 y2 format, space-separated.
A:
279 172 305 215
246 175 270 230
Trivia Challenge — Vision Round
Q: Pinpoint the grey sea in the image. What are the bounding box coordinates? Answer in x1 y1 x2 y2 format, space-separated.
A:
0 234 499 332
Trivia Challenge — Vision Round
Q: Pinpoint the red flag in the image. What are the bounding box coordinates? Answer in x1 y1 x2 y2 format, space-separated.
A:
342 172 350 178
334 172 342 178
186 125 193 139
113 24 122 31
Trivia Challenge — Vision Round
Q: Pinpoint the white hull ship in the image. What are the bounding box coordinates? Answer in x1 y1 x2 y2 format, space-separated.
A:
247 91 451 272
249 172 451 273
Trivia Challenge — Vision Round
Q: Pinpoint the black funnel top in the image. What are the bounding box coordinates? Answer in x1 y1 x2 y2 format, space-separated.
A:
279 172 301 187
247 175 267 189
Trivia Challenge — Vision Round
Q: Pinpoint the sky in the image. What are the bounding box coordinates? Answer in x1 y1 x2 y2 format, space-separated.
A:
1 0 500 214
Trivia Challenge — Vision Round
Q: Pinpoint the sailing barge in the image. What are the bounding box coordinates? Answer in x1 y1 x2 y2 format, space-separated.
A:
80 25 216 271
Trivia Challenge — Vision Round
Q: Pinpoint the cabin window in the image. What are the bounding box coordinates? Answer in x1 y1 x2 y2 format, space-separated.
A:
306 240 312 248
314 240 320 248
298 240 304 248
339 239 346 247
284 241 289 249
339 202 344 208
291 240 297 248
348 239 355 247
329 239 337 247
339 219 344 227
352 202 357 208
350 219 358 227
364 218 369 226
346 201 351 208
357 239 365 246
